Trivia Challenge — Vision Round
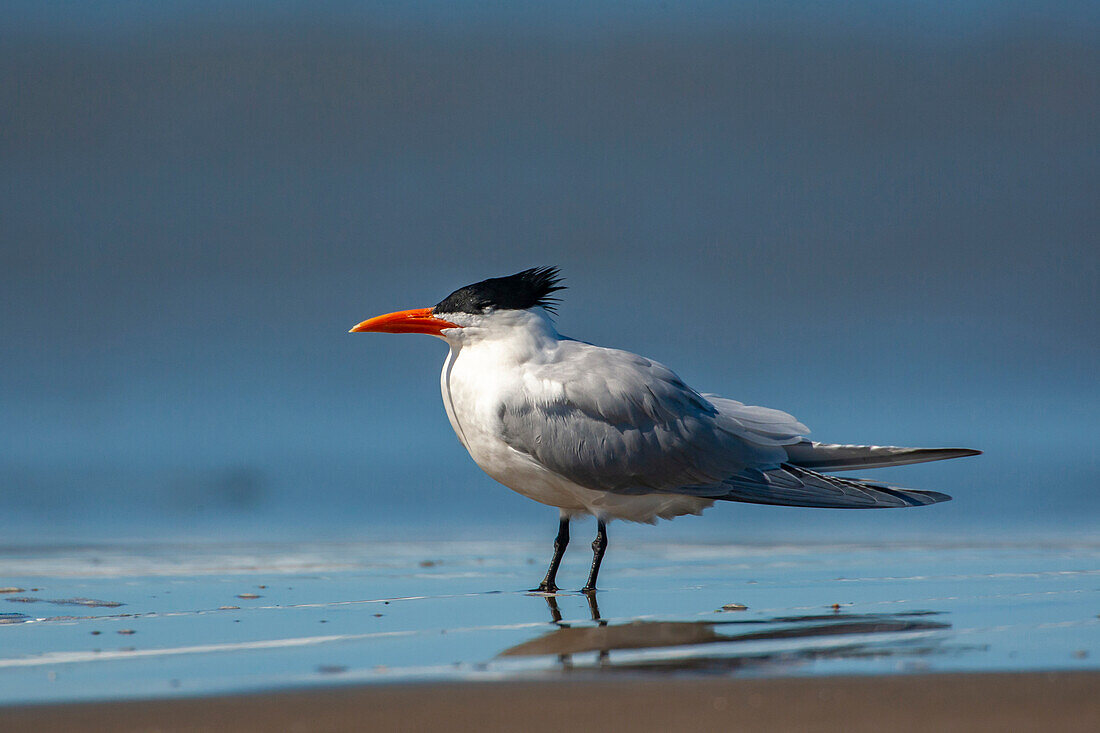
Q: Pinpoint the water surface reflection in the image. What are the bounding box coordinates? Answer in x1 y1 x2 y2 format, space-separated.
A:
500 596 956 674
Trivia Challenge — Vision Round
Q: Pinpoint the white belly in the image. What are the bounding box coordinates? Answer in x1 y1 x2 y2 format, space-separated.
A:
440 347 714 524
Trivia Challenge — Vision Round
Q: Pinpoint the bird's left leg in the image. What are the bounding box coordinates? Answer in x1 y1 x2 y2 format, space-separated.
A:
581 520 608 593
535 516 570 593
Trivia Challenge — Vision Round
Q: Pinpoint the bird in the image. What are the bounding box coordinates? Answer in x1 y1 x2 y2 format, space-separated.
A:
350 266 979 593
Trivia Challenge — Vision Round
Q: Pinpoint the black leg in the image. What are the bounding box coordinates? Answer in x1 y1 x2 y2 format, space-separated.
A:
581 520 607 593
535 517 570 592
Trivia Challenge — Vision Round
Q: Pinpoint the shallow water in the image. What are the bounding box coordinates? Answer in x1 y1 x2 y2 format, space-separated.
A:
1 539 1098 705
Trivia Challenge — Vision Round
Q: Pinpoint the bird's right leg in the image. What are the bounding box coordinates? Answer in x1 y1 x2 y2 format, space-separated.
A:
535 516 570 592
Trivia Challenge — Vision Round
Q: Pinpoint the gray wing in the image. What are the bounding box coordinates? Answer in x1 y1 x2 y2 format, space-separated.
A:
498 340 952 509
498 341 798 494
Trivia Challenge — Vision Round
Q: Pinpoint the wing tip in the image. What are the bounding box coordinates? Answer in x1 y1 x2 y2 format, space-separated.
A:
937 447 981 458
786 444 982 472
908 489 953 505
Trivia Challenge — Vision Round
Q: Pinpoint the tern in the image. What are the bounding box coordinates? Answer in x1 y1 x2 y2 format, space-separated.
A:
351 267 979 593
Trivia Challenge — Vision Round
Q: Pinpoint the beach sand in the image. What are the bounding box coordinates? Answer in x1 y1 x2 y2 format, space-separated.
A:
6 671 1100 732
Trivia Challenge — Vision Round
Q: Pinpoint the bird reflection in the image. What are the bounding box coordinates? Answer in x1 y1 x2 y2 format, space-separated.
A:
500 595 953 673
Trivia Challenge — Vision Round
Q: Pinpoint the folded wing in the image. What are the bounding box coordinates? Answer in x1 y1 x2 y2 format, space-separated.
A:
499 342 792 494
498 341 967 509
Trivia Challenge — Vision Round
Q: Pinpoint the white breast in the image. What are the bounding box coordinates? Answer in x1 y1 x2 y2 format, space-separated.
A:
438 327 713 524
441 337 586 512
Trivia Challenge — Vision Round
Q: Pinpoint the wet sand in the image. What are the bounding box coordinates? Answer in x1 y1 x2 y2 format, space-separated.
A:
2 540 1099 721
6 671 1100 732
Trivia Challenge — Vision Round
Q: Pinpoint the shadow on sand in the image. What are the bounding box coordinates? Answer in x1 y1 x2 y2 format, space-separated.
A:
499 595 956 674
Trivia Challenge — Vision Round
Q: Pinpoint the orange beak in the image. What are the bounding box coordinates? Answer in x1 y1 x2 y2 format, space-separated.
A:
349 307 460 336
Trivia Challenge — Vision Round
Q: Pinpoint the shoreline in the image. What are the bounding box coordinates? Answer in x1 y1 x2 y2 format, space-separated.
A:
6 671 1099 732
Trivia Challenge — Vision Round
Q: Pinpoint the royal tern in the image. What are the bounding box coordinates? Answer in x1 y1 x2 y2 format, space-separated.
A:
351 267 979 592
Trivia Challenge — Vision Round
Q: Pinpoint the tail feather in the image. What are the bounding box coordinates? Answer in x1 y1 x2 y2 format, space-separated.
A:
712 464 953 509
784 441 981 472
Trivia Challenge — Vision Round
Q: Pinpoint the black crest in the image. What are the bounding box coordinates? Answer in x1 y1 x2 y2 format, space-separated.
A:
433 266 566 315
